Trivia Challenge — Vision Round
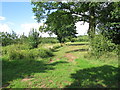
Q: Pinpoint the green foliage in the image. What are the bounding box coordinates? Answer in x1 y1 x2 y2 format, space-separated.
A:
2 44 32 60
2 44 54 60
52 44 61 50
19 33 28 44
96 2 120 45
0 32 15 46
8 49 53 60
89 34 117 58
28 28 40 49
8 50 29 60
37 48 54 58
64 35 89 42
0 32 11 46
41 37 59 44
45 10 77 43
32 2 117 39
2 44 30 56
99 23 120 45
2 42 118 88
75 35 89 42
0 31 26 46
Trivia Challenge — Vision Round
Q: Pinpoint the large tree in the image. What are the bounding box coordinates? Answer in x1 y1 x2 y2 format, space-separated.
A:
31 1 113 39
97 2 120 45
43 10 77 43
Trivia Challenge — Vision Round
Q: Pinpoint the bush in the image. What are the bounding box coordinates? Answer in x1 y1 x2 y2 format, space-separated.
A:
8 50 33 60
7 48 53 60
37 48 54 58
52 44 61 49
15 44 31 50
2 47 8 55
9 50 23 60
2 44 30 56
2 43 54 60
2 45 18 56
89 34 117 58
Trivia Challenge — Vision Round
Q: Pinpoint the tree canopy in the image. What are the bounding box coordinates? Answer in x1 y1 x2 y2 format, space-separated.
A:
31 1 120 44
44 10 77 43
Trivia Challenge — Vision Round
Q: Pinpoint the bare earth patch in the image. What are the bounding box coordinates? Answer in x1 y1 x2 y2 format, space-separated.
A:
40 84 46 88
64 53 77 62
49 58 54 63
49 80 53 83
21 78 32 82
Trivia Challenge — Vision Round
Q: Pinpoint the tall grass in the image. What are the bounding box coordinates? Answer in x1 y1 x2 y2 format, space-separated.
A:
2 44 54 60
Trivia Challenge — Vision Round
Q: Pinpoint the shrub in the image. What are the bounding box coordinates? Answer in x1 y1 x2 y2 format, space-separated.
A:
37 48 54 58
2 43 54 60
2 44 31 56
2 47 8 55
8 49 40 60
8 50 24 60
52 44 61 49
2 45 18 56
15 44 31 50
89 34 117 58
7 47 54 60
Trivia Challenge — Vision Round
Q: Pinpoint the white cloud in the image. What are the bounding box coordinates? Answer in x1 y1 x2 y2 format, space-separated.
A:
0 22 15 33
75 21 89 35
32 16 36 19
20 23 57 37
21 23 43 31
6 22 15 26
0 24 11 32
0 16 6 21
20 23 42 36
41 32 57 37
0 21 89 37
20 22 89 37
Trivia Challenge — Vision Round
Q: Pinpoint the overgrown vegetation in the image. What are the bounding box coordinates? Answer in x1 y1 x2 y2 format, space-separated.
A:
1 42 118 88
2 44 54 60
89 34 118 58
1 1 119 89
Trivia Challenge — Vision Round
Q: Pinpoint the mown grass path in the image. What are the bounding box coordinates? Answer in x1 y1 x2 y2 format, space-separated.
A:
2 42 118 88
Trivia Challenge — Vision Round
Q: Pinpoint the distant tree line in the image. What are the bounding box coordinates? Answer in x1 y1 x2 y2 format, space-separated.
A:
0 29 40 48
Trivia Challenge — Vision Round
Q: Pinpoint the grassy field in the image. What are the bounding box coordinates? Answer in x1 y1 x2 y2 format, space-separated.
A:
2 42 118 88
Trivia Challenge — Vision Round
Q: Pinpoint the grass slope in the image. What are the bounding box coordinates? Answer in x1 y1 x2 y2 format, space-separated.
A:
2 42 118 88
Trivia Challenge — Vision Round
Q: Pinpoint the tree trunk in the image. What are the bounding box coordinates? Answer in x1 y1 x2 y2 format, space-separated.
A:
88 19 95 38
87 5 96 39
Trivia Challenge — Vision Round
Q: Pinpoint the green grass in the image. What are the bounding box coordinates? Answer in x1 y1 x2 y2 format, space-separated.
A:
2 42 119 88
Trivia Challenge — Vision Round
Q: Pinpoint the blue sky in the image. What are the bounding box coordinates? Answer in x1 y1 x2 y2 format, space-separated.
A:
0 2 40 36
0 2 89 37
2 2 35 23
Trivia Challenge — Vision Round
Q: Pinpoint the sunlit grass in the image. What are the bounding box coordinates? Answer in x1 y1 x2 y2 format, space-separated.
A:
2 42 118 88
